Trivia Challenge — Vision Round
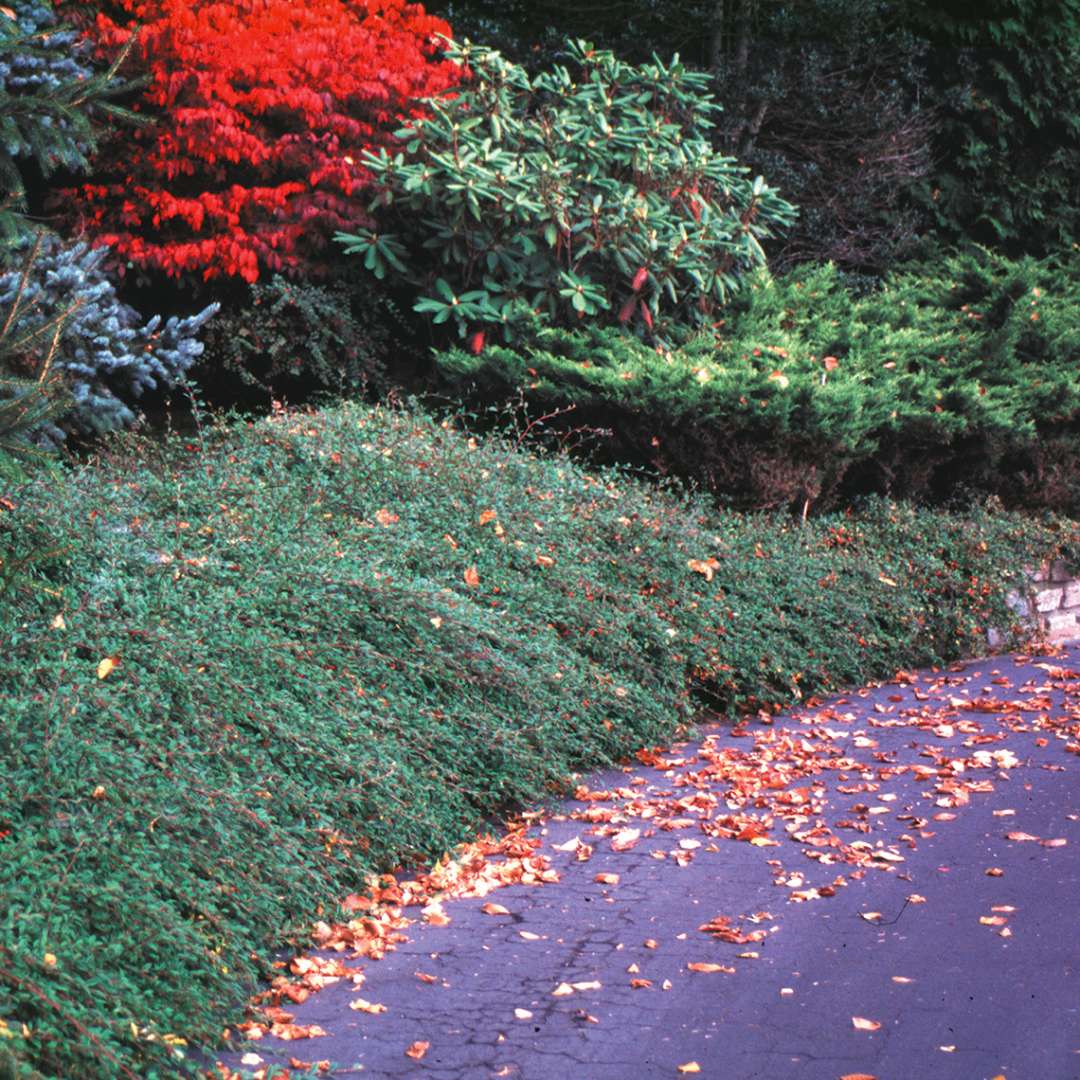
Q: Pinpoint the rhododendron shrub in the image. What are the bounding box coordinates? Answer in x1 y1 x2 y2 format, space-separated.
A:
59 0 459 283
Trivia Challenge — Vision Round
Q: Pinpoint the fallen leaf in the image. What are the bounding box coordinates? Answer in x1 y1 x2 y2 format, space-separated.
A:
374 508 399 526
643 939 658 950
872 849 904 863
839 1075 878 1080
96 657 118 680
629 978 652 989
349 998 387 1014
404 1041 429 1060
979 916 1007 926
906 894 927 904
513 1008 533 1020
985 867 1004 877
939 1045 956 1053
552 982 574 997
677 1064 701 1074
860 912 883 923
519 931 541 941
482 902 511 916
271 1023 327 1040
551 836 580 852
687 962 734 974
891 976 913 984
415 972 438 984
571 980 602 991
611 828 641 851
595 872 620 885
478 509 497 526
1042 838 1068 847
688 557 721 581
50 614 65 630
463 566 480 587
1005 831 1040 842
852 1017 882 1032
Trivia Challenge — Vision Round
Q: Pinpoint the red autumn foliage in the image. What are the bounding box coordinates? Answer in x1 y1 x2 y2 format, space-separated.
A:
59 0 459 283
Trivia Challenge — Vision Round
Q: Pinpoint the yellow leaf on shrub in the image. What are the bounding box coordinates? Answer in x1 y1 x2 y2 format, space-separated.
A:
97 657 118 680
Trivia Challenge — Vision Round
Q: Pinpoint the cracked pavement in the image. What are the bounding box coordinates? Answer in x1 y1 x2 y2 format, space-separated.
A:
210 643 1080 1080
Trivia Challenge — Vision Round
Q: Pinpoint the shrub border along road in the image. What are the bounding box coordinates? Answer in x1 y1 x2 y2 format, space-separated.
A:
0 401 1076 1078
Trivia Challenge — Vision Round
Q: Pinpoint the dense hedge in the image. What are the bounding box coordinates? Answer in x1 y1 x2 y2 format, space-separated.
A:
437 247 1080 513
0 400 1072 1077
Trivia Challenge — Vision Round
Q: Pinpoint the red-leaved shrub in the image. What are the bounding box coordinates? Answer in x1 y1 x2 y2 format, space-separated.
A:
60 0 459 283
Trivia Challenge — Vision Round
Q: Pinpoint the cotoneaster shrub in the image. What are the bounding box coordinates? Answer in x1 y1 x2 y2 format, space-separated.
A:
0 397 1068 1077
338 38 796 344
58 0 460 283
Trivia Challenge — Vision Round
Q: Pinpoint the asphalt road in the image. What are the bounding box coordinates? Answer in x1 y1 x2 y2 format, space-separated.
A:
212 644 1080 1080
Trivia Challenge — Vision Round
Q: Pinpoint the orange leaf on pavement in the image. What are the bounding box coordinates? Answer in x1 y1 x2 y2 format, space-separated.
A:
404 1041 429 1060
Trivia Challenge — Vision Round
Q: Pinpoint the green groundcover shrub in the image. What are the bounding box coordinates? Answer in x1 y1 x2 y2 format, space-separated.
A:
437 246 1080 513
0 400 1073 1077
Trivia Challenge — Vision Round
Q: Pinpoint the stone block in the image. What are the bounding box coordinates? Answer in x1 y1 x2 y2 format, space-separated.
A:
1042 610 1080 639
1063 580 1080 609
1035 586 1064 613
1031 563 1049 583
986 627 1006 650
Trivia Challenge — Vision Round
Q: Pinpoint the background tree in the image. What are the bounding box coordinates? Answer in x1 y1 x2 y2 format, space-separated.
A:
435 0 1079 267
906 0 1080 254
0 2 215 451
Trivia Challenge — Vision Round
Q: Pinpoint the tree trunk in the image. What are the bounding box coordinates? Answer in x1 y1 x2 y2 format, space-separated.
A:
709 0 726 71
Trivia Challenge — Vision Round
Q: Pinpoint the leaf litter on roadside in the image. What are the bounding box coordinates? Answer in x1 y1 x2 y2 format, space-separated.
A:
221 650 1077 1072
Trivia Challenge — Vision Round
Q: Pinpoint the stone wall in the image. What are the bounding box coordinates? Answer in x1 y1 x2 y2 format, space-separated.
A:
993 559 1080 646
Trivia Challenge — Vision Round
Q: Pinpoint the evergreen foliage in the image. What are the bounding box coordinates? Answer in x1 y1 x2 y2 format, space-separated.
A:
0 399 1067 1077
437 248 1080 512
0 0 136 243
910 0 1080 253
0 236 69 478
338 38 796 343
0 234 217 442
435 0 1080 261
